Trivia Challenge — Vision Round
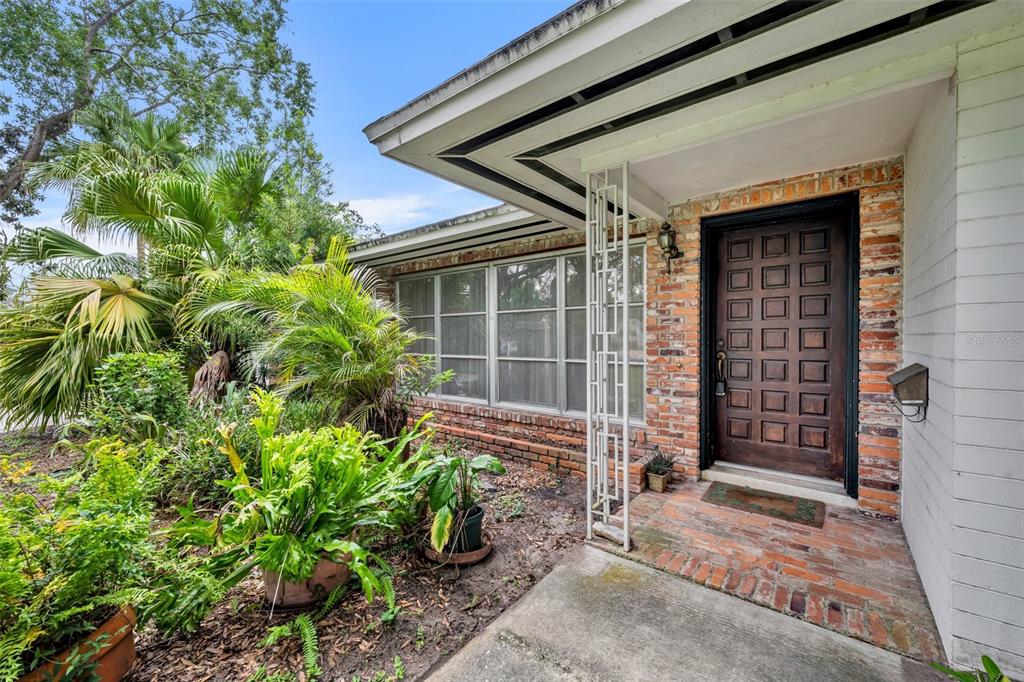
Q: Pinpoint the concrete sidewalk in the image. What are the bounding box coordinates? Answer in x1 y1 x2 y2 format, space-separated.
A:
428 545 944 681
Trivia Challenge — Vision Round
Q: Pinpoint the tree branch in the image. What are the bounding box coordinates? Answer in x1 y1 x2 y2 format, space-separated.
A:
0 0 140 204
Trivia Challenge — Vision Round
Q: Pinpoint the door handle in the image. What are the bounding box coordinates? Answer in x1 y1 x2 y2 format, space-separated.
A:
715 350 727 397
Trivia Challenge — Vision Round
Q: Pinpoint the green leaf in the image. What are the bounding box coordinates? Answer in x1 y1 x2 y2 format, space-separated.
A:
930 662 982 682
980 656 1002 681
428 465 458 512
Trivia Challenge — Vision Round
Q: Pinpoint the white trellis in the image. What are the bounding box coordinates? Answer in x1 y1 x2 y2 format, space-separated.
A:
585 163 631 551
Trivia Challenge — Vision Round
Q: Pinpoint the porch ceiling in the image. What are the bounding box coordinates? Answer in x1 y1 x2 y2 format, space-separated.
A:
364 0 1022 228
630 82 934 205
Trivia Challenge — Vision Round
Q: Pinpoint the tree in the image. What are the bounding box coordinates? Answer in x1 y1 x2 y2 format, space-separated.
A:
0 147 275 426
182 238 431 439
0 0 312 226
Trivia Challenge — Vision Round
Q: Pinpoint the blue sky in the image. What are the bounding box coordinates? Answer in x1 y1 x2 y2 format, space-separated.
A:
284 0 569 233
22 0 569 244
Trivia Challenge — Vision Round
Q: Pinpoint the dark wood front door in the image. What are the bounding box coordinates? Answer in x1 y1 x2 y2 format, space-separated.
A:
712 208 849 480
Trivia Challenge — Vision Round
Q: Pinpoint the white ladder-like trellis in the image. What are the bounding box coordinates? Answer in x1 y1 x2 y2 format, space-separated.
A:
585 163 631 551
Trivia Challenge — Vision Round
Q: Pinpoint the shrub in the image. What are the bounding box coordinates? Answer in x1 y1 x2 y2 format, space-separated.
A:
87 351 189 436
160 384 329 506
151 390 435 629
0 443 157 681
416 444 505 553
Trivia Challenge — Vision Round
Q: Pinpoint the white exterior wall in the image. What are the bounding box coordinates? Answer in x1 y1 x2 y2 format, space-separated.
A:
950 23 1024 674
904 23 1024 676
903 77 959 655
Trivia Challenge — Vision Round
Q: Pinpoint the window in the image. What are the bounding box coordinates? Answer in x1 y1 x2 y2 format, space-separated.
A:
439 269 486 399
497 258 558 408
397 245 645 420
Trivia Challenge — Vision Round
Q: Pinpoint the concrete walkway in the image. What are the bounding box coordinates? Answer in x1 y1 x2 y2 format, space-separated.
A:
429 546 945 681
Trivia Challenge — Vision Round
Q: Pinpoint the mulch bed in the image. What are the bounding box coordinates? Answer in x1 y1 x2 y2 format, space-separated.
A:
0 429 83 494
1 429 586 681
130 463 584 682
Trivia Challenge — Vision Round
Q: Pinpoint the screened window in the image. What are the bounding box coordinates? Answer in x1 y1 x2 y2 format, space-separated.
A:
439 269 487 399
497 259 558 408
397 246 645 420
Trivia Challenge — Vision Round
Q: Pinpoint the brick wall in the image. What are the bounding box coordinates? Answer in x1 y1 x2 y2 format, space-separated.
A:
409 398 646 494
649 158 905 517
375 157 905 517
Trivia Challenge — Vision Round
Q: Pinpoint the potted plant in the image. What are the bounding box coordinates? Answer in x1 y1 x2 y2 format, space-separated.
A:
169 389 433 610
419 443 506 565
646 450 675 493
0 441 158 682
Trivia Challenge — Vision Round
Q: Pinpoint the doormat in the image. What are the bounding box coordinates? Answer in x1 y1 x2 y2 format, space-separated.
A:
701 482 826 528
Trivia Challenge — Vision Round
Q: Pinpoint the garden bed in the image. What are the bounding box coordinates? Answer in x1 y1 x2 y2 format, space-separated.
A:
1 428 583 682
130 463 583 681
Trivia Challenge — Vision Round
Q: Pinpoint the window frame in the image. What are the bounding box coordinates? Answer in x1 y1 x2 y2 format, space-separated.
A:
396 242 646 424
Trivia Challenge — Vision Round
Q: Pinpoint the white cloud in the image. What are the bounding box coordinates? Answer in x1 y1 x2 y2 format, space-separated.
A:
348 194 434 231
347 184 500 234
3 191 133 255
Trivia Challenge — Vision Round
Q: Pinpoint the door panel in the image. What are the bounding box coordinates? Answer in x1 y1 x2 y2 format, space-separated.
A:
713 213 848 480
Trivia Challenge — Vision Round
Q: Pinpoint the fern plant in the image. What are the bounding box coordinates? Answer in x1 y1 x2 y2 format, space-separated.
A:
0 442 157 681
162 389 433 622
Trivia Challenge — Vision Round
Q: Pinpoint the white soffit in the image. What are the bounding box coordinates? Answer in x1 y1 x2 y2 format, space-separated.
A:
630 82 934 204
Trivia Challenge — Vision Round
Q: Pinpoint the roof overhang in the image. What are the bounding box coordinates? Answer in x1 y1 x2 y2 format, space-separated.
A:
364 0 1023 229
349 204 566 268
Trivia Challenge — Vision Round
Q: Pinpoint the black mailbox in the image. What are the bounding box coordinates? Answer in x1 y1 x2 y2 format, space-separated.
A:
887 363 928 420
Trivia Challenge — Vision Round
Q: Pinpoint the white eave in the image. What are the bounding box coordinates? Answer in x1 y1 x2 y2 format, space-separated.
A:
349 204 566 268
362 0 628 144
362 0 1023 230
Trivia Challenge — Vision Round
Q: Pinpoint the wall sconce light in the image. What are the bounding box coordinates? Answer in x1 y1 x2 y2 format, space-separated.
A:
657 221 682 271
887 362 928 422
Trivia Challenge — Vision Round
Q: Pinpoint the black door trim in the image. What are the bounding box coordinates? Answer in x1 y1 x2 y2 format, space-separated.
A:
698 193 861 497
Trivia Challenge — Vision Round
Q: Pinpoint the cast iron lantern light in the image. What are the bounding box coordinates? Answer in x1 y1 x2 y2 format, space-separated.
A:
657 221 681 271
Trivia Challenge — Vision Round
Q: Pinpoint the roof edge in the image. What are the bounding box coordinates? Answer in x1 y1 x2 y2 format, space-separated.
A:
351 203 522 251
362 0 624 143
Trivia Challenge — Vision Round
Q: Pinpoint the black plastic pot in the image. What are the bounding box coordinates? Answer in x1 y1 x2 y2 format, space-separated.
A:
455 505 484 552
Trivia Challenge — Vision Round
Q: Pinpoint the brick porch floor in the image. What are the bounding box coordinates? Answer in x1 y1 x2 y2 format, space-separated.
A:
600 480 944 663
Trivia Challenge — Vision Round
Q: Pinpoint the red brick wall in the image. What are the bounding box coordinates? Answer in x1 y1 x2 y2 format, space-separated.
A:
375 157 904 517
408 398 646 494
648 158 904 517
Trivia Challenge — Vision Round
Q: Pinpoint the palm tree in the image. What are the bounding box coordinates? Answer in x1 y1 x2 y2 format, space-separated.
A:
182 238 429 439
0 109 282 426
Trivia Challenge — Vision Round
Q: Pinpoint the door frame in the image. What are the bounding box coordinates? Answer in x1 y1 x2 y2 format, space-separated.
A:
698 193 861 498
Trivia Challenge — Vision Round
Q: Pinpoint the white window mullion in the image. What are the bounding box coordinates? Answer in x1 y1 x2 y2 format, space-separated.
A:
488 265 498 407
557 255 567 414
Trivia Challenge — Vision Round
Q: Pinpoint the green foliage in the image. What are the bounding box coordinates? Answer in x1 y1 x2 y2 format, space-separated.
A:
646 450 675 476
0 442 156 681
417 443 506 553
0 0 312 224
1 128 366 427
932 656 1010 682
393 655 406 680
246 667 297 682
86 351 188 435
183 239 429 440
160 391 435 629
494 492 526 521
295 614 321 681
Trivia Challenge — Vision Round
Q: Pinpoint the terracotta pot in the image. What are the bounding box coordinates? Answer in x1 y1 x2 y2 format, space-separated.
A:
19 605 136 682
424 531 493 567
647 471 671 493
263 555 351 609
